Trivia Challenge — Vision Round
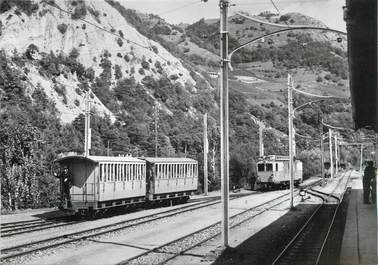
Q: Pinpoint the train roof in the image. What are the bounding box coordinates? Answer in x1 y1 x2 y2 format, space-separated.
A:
257 155 303 163
140 157 197 163
55 155 145 163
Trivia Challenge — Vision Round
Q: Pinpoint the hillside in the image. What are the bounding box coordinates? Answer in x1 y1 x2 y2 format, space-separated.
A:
0 0 365 212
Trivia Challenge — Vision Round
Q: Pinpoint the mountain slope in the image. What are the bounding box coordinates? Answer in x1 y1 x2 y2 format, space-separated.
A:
0 0 198 123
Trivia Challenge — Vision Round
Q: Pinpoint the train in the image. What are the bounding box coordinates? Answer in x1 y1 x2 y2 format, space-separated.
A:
54 155 198 216
256 155 303 190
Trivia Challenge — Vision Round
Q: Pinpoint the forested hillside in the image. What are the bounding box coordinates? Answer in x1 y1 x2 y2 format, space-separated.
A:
0 0 365 212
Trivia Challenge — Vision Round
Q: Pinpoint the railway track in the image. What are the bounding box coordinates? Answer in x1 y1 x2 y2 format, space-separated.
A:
0 192 257 262
1 179 322 264
120 191 299 265
271 171 352 265
0 217 81 238
0 192 252 239
117 180 323 265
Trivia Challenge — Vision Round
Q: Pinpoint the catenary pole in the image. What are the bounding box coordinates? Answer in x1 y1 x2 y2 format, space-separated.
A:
320 118 325 184
288 74 294 209
220 0 230 247
155 103 158 157
203 113 208 195
329 128 333 178
84 93 91 157
335 133 338 175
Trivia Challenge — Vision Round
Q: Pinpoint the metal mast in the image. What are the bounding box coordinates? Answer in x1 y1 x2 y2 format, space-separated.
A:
220 0 230 247
287 74 294 209
203 113 208 196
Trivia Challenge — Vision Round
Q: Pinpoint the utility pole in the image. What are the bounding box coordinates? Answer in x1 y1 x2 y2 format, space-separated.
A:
203 113 208 196
220 0 230 247
335 133 338 175
287 74 294 209
154 103 158 157
320 118 325 184
258 123 264 157
329 128 333 178
84 93 91 157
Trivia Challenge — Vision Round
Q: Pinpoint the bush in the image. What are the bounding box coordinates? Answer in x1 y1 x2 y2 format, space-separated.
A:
69 48 80 59
138 68 145 75
279 15 290 22
75 87 82 95
124 54 130 62
117 52 122 58
324 74 332 80
151 46 158 54
117 38 123 47
71 4 87 20
316 76 323 82
57 23 68 34
141 61 150 70
118 30 124 38
74 99 80 106
169 74 179 81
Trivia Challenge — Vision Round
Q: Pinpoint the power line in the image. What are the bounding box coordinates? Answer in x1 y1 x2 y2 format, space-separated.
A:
158 1 201 16
292 87 349 99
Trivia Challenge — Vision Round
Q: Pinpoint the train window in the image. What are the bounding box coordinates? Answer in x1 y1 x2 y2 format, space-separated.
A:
138 164 141 180
115 164 118 181
257 164 265 172
99 164 103 182
107 164 110 181
125 164 129 181
103 164 108 182
266 163 273 171
276 163 278 171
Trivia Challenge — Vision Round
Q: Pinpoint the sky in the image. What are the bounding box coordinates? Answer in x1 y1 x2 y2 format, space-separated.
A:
120 0 346 31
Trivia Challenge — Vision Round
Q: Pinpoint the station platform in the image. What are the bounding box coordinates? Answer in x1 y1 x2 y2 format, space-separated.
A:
340 171 377 265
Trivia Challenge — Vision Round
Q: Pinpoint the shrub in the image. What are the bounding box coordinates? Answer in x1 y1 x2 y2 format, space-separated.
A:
69 48 80 59
169 74 179 80
138 68 145 75
114 64 122 79
57 23 68 34
141 61 150 70
118 30 124 38
71 4 87 19
324 74 332 80
117 38 123 47
316 76 323 82
25 43 39 59
117 52 122 58
74 99 80 106
124 54 130 62
151 46 158 54
279 15 290 22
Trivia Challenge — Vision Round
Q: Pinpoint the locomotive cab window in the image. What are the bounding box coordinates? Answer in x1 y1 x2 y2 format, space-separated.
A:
257 164 265 172
266 163 273 171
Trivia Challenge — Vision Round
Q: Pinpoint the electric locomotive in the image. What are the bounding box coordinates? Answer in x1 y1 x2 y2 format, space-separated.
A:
256 155 303 190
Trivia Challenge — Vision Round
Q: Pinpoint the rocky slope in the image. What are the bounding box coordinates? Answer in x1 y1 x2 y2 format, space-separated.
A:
0 0 198 123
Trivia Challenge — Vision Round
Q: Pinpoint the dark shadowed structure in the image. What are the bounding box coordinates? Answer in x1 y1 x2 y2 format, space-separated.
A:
344 0 377 132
